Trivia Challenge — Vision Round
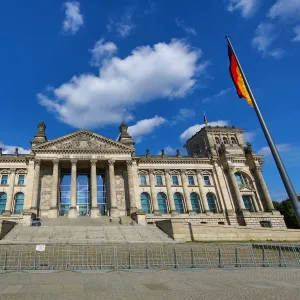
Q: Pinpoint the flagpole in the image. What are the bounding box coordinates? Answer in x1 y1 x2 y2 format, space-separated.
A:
226 35 300 224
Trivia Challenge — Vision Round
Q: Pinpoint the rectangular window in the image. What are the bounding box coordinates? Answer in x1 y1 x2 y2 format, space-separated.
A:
1 175 8 185
188 175 195 185
156 175 163 186
260 221 272 228
18 175 25 185
172 175 179 185
203 175 211 185
140 175 147 185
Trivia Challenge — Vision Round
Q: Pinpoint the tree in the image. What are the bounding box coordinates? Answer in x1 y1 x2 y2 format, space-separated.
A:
273 197 300 229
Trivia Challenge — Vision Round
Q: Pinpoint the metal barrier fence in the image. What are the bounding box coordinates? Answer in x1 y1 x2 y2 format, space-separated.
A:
0 243 300 271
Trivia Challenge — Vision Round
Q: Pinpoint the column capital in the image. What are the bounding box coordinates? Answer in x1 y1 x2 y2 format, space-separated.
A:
52 159 59 166
180 169 187 175
35 159 41 166
164 168 171 174
90 159 97 166
126 160 133 167
253 165 262 172
196 169 202 175
70 158 78 165
10 168 16 173
108 159 115 166
148 168 155 175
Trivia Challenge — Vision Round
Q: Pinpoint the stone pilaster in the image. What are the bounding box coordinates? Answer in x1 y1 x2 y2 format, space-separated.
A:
196 170 211 214
254 166 275 211
108 159 119 217
3 169 16 215
90 159 98 218
24 158 35 210
126 160 137 214
149 169 160 215
180 169 194 214
68 159 78 218
165 169 177 215
48 159 59 218
213 162 234 215
228 166 246 211
31 159 41 213
132 160 141 210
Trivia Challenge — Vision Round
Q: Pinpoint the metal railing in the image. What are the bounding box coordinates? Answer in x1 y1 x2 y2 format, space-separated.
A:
0 243 300 271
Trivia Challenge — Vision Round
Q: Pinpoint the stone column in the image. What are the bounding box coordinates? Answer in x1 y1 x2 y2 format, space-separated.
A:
90 159 98 218
3 169 16 215
196 170 210 214
228 167 246 211
254 166 275 211
49 159 59 218
149 169 160 215
180 170 194 214
68 159 78 218
165 169 177 215
31 159 41 212
108 160 119 217
126 160 137 214
24 158 35 211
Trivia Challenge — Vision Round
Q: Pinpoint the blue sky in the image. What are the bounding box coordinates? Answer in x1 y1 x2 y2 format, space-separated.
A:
0 0 300 201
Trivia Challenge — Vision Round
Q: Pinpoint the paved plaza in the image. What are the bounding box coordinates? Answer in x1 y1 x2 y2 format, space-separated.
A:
0 268 300 299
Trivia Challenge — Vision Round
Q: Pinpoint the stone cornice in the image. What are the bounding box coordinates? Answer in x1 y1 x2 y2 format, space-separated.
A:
0 156 27 163
138 158 212 164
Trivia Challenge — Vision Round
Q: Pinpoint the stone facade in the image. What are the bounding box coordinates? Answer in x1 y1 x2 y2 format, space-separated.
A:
0 121 286 229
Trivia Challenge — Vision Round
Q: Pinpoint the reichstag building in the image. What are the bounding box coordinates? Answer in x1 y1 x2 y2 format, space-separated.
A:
0 121 286 228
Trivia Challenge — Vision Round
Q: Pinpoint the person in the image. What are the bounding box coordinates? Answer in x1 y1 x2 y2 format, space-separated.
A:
109 217 112 223
119 217 122 225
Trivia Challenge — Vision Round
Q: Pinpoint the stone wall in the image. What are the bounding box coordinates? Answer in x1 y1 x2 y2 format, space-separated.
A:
156 219 300 242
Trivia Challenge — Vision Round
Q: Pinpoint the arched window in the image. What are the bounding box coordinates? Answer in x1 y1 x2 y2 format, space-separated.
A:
223 137 228 144
235 173 249 185
231 137 237 145
0 193 7 214
190 192 201 213
207 193 217 213
14 192 24 214
157 192 168 213
242 195 255 212
215 137 220 145
173 192 184 214
140 192 151 214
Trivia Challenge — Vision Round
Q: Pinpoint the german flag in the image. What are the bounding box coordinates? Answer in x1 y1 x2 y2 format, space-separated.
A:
228 44 253 107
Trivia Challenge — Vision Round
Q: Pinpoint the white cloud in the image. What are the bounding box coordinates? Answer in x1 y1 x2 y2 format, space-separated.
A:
89 39 117 67
268 0 300 21
292 25 300 41
62 1 83 34
38 39 207 129
227 0 260 18
202 88 231 103
171 108 196 125
107 8 135 38
243 131 256 142
175 18 197 36
128 116 166 143
0 142 30 154
157 146 177 155
258 144 292 156
252 23 285 58
180 120 229 143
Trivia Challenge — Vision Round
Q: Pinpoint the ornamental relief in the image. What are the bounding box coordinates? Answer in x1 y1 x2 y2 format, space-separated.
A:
40 174 53 210
115 169 125 209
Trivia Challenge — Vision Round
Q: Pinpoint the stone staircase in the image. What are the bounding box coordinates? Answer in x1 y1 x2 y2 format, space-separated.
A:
1 216 175 244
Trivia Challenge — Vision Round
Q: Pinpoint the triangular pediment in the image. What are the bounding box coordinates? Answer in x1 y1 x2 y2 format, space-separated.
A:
33 130 134 152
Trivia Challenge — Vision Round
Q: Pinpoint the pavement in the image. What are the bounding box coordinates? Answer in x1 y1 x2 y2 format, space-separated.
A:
0 268 300 299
